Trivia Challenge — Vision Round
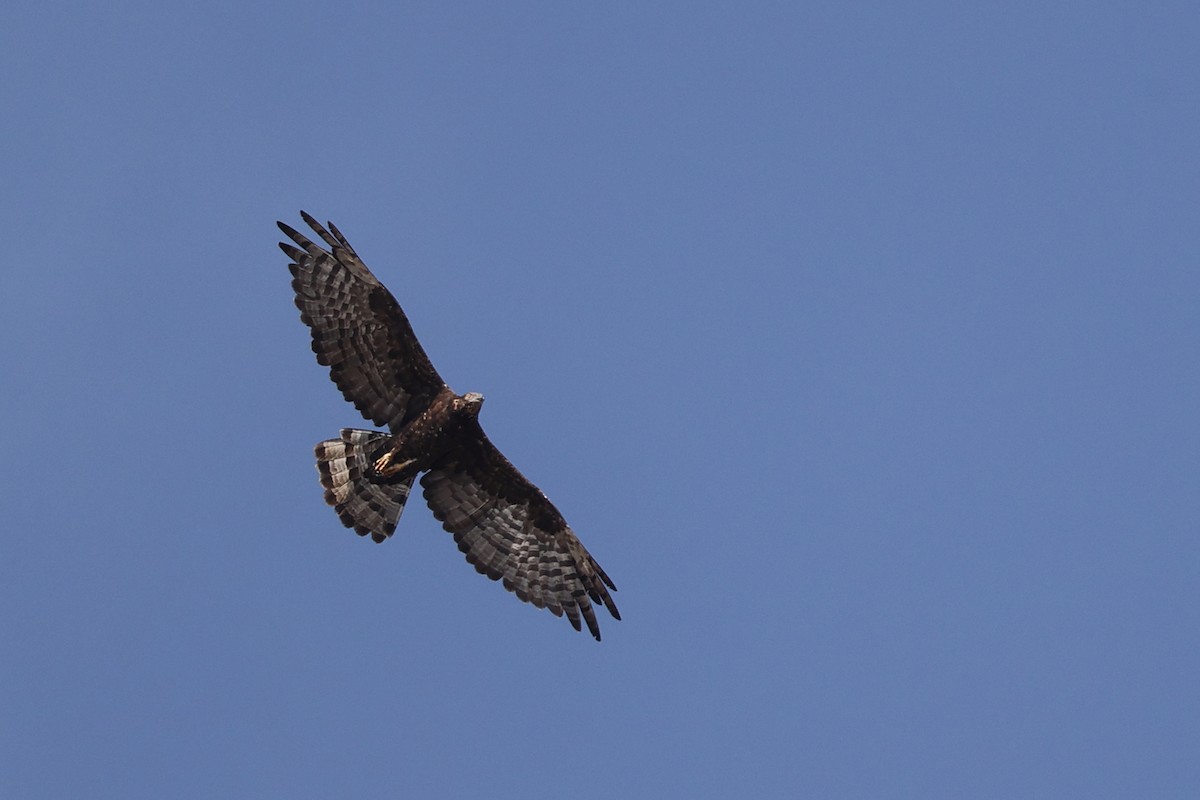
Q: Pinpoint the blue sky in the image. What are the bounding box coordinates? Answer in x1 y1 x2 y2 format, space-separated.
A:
3 2 1198 797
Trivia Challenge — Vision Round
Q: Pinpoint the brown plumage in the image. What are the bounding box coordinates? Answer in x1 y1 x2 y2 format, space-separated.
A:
279 212 620 640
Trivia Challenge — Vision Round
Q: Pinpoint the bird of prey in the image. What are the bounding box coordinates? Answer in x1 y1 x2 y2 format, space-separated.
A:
279 213 620 640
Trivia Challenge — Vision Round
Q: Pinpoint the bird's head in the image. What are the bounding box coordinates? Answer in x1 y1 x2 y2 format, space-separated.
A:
455 391 485 417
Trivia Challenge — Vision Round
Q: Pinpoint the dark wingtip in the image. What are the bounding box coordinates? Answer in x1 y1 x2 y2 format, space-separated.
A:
581 603 604 641
277 221 314 252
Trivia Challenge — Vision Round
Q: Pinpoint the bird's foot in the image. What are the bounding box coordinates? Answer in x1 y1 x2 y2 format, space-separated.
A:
373 452 414 477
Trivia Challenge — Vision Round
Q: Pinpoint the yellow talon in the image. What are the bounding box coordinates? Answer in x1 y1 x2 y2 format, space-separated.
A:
374 452 415 477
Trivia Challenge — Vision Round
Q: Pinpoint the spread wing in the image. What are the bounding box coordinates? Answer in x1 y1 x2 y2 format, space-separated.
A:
421 423 620 641
278 212 445 432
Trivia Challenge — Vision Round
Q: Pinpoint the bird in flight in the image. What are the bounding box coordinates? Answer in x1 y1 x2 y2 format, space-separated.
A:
279 212 620 640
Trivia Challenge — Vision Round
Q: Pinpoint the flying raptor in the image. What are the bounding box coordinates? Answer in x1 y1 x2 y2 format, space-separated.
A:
279 213 620 640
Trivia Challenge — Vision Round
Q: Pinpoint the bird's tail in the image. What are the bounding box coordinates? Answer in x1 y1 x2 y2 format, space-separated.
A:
314 429 413 543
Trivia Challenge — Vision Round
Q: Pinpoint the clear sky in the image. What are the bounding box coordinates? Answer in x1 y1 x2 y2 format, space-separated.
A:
3 2 1198 798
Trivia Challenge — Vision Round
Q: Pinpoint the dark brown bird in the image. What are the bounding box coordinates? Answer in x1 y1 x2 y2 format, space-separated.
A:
279 213 619 640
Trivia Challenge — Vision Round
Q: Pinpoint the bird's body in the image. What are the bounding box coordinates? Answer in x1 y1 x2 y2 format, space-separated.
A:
279 213 619 640
371 389 483 481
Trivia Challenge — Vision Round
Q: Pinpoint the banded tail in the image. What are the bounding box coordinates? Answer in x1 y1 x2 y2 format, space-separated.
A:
314 429 414 542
